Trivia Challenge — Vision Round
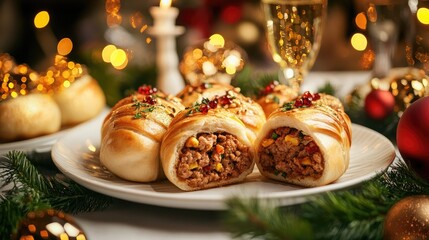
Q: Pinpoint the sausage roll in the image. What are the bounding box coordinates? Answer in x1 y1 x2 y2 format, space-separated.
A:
100 85 185 182
256 81 298 117
255 91 352 187
160 96 255 191
177 82 266 142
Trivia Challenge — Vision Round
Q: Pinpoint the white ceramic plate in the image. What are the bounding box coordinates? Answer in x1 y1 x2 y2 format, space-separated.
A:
51 116 396 210
0 108 110 156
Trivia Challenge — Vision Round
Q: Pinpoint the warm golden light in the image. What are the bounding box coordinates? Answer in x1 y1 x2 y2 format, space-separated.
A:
355 12 367 30
351 33 367 51
34 11 50 28
209 34 225 48
57 38 73 56
417 7 429 25
160 0 172 8
102 45 117 63
110 49 128 69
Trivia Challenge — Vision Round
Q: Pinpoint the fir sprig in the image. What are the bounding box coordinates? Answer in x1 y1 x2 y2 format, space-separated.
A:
224 159 429 240
0 151 113 237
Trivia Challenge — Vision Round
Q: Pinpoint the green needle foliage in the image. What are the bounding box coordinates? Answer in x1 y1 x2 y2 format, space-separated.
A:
224 159 429 240
0 151 113 238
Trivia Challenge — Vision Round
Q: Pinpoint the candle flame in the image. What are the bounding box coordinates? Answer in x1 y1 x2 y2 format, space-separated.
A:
160 0 171 8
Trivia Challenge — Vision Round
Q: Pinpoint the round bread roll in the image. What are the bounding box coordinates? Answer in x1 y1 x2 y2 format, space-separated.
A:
39 56 106 127
0 93 61 142
53 74 105 126
255 92 352 187
161 105 255 191
0 55 61 142
100 87 185 182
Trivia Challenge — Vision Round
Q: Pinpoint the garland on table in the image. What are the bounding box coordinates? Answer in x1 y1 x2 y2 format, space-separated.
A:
0 151 113 238
224 159 429 240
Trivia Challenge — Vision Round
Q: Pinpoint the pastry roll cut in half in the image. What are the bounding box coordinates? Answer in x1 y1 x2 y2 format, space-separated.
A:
161 95 256 191
100 85 185 182
255 91 352 187
177 82 266 142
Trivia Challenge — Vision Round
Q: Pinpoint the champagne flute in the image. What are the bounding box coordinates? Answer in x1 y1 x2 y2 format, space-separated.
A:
262 0 327 92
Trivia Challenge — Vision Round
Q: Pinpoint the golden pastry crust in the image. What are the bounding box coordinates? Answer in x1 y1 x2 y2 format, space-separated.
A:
255 93 352 187
160 107 255 191
256 83 298 117
54 74 106 126
0 93 61 142
177 82 266 142
100 90 184 182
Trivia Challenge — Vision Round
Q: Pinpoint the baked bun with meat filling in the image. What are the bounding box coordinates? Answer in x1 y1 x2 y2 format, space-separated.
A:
255 91 352 187
177 82 266 142
100 85 185 182
160 95 255 191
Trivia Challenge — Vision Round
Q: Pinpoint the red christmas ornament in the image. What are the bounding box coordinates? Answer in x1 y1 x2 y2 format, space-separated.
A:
396 96 429 181
364 89 395 120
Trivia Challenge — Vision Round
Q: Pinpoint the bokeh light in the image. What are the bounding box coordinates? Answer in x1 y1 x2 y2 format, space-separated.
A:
102 45 117 63
355 12 367 30
110 49 128 69
351 33 367 51
417 7 429 25
34 11 50 29
57 38 73 56
209 34 225 48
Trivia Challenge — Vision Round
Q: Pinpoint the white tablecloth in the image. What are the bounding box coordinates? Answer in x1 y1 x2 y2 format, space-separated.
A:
74 71 371 240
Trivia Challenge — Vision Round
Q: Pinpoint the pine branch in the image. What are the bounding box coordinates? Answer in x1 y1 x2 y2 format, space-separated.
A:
224 159 429 240
0 151 113 237
224 197 313 240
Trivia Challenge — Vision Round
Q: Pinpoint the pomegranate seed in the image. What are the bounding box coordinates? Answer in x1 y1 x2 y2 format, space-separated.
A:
200 104 209 114
303 98 312 107
138 85 157 95
208 99 218 109
219 95 231 105
143 95 156 105
294 99 303 107
302 91 313 99
313 93 321 100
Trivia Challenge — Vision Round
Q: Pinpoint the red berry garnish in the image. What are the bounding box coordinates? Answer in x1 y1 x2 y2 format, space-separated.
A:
138 85 157 95
208 99 218 109
302 91 313 99
219 95 232 105
303 98 312 107
313 93 321 101
294 99 303 107
143 95 156 105
200 104 209 114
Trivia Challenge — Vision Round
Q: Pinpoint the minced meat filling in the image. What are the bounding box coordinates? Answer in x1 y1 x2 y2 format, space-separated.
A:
177 132 252 188
258 127 324 180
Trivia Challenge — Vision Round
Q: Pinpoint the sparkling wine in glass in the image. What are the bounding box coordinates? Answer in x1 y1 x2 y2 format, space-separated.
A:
262 0 327 92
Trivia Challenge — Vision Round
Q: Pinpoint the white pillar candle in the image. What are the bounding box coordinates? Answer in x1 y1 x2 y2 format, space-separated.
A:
149 2 185 95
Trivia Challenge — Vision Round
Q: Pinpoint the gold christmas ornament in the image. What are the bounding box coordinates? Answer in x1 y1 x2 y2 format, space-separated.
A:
179 34 247 87
384 195 429 240
386 67 429 114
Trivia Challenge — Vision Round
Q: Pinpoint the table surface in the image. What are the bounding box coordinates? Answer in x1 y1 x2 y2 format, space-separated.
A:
7 71 375 240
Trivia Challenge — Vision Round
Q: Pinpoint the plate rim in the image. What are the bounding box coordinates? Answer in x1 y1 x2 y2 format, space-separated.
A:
51 120 396 210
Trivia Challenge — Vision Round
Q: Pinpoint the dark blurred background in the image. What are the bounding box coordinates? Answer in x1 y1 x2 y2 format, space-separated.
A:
0 0 426 105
